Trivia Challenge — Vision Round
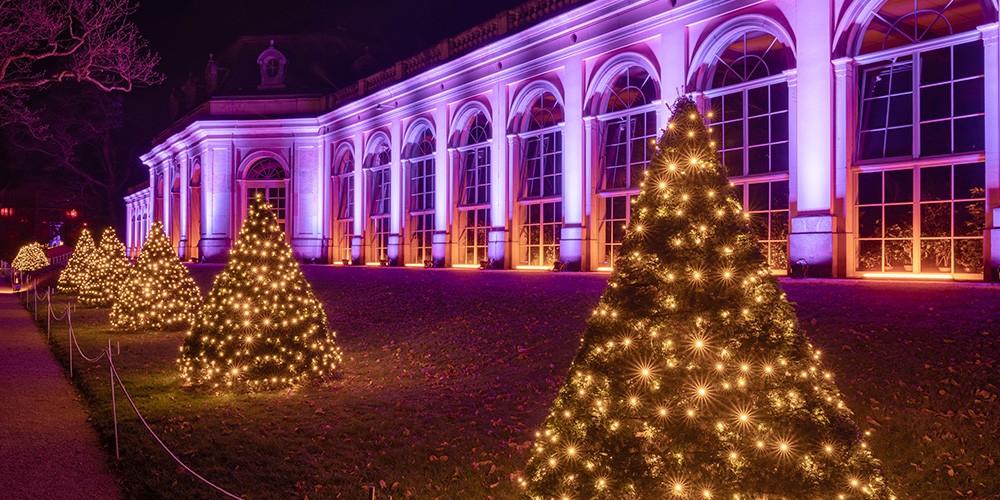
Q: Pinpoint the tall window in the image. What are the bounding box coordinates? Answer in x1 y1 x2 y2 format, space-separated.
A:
596 64 658 267
458 111 492 265
706 30 793 272
367 142 392 262
405 126 435 264
244 158 287 231
853 0 988 275
333 148 354 261
518 91 563 267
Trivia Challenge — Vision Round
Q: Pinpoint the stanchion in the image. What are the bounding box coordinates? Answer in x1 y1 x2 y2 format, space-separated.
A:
46 288 51 339
109 338 119 460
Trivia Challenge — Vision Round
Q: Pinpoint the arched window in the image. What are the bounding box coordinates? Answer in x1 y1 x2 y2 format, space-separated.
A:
333 147 354 261
244 157 287 231
706 29 793 272
594 63 659 267
404 125 435 264
457 111 492 265
853 0 990 276
517 90 564 268
365 139 392 262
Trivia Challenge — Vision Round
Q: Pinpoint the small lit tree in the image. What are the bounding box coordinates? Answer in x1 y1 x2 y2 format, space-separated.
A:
78 227 131 308
522 98 891 498
58 228 97 293
178 195 342 390
111 222 201 331
12 242 49 272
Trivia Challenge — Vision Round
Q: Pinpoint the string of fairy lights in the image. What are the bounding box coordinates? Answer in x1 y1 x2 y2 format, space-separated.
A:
58 228 96 294
12 242 49 273
78 228 132 308
178 194 342 390
521 98 892 498
111 221 202 331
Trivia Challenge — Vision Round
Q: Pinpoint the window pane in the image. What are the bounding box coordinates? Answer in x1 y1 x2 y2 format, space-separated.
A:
920 202 951 237
920 239 951 272
747 86 769 117
861 98 888 130
858 206 882 238
884 205 913 237
748 116 769 145
724 150 743 177
770 143 789 172
920 121 951 156
920 166 951 201
770 84 788 111
954 201 985 236
920 46 951 85
771 181 789 209
884 126 912 157
858 172 882 205
953 116 984 153
747 146 769 175
887 95 912 127
954 42 984 79
920 84 951 121
954 238 983 272
884 169 913 203
858 240 882 271
953 163 985 199
770 113 788 142
723 93 743 120
954 78 984 116
860 130 886 159
748 183 769 211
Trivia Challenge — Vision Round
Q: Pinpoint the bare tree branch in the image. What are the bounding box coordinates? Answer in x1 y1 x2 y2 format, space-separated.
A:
0 0 162 135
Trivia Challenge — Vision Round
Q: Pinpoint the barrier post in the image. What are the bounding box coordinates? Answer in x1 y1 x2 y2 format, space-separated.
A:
68 308 74 378
46 289 51 339
109 338 120 460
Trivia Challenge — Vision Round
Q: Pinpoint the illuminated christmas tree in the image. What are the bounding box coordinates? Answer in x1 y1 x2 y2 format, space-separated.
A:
522 98 891 499
178 195 342 390
12 242 49 272
79 228 131 308
111 222 201 331
58 228 97 294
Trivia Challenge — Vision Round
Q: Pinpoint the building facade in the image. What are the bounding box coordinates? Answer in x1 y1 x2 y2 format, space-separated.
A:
128 0 1000 279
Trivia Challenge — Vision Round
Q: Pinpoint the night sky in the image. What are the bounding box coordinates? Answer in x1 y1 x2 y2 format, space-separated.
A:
0 0 530 248
133 0 528 85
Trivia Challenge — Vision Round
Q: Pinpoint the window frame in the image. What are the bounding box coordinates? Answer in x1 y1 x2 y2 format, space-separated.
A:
850 25 988 278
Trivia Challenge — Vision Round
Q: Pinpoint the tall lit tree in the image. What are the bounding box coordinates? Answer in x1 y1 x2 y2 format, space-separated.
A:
179 195 342 390
522 98 891 498
58 228 97 293
12 242 49 272
111 222 201 331
78 227 130 308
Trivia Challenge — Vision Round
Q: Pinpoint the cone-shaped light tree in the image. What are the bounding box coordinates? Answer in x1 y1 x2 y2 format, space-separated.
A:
178 195 342 390
12 242 49 272
58 228 97 293
79 228 131 308
522 98 890 499
111 222 202 331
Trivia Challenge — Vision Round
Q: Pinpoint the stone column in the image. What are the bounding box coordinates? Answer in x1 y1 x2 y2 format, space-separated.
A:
198 142 234 262
559 58 585 271
788 5 836 277
290 140 325 261
976 23 1000 279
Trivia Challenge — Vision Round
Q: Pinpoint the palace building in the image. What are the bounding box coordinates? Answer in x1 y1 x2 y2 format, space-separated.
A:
126 0 1000 279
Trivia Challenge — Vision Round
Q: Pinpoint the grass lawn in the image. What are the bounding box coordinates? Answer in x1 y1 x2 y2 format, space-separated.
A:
29 266 1000 498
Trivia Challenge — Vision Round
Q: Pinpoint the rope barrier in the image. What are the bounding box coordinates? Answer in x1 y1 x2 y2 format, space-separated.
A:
108 353 243 499
37 292 243 499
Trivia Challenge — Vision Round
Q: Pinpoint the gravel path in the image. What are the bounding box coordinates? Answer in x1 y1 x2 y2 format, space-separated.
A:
0 291 120 499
